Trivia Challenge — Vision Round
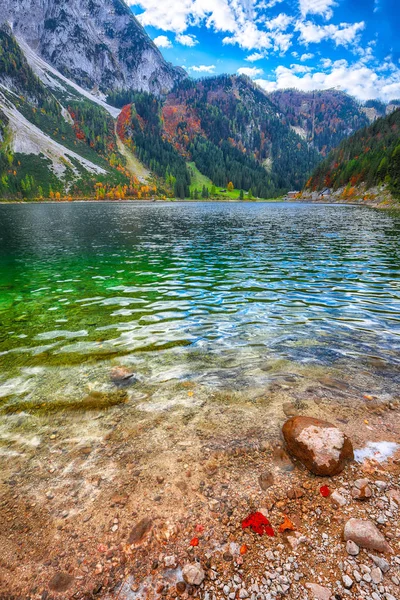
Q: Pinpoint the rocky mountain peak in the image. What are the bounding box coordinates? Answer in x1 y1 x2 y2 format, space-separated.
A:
0 0 186 95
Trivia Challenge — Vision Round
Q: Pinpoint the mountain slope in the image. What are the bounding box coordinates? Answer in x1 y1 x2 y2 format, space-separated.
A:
306 108 400 199
114 76 321 199
0 0 185 95
269 89 369 156
0 24 153 200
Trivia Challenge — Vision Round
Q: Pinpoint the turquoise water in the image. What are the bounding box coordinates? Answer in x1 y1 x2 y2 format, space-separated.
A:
0 201 399 411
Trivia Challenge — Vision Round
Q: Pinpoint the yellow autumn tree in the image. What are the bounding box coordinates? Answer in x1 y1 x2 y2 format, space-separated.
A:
227 181 234 191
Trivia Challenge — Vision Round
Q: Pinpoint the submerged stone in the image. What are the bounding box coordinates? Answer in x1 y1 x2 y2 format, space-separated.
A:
282 416 353 476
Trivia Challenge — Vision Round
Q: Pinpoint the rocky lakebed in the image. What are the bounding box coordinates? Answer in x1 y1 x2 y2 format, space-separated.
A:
0 365 399 600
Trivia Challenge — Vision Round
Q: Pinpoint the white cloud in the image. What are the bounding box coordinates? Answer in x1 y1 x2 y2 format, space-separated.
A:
153 35 172 48
290 63 313 73
130 0 291 52
188 64 216 73
245 52 265 62
296 20 365 47
300 52 314 61
264 13 293 31
255 62 400 101
238 66 264 77
129 0 238 34
299 0 338 20
176 33 198 47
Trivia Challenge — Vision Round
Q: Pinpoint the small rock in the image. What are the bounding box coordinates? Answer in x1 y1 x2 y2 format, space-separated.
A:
346 540 359 556
370 555 390 573
387 489 400 505
342 575 353 589
283 401 298 417
48 572 74 592
282 416 354 476
110 366 136 386
209 499 219 511
176 582 186 594
259 471 274 490
305 583 332 600
371 567 383 584
128 518 153 545
331 490 347 507
164 556 177 568
272 446 295 472
343 518 393 553
46 491 54 500
182 563 205 586
287 487 304 500
375 481 387 491
351 478 372 500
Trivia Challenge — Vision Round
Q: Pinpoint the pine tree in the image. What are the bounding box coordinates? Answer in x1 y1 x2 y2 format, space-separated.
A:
240 189 244 200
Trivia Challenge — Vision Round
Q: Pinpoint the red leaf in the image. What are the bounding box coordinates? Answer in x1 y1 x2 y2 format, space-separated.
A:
195 524 204 533
189 537 199 547
320 485 331 498
242 512 275 536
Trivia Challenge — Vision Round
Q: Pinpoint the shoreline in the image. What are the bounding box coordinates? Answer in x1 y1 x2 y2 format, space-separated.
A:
1 370 399 599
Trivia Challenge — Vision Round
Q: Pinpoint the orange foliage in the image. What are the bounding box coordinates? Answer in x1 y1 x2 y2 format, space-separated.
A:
116 104 132 142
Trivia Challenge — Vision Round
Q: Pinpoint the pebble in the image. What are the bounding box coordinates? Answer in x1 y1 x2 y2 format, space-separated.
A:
305 582 332 600
182 563 205 586
331 490 347 506
164 556 177 568
346 540 360 556
370 555 390 573
342 575 353 589
371 567 383 584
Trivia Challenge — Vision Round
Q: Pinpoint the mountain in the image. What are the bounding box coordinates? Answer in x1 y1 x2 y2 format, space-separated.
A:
361 99 400 122
268 89 369 157
0 23 153 200
0 1 386 202
0 0 185 95
114 76 321 199
306 108 400 199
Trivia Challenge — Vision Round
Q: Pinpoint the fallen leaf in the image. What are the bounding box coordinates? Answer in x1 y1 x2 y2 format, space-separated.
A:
242 512 275 536
320 485 331 498
240 544 248 555
278 515 295 533
189 537 199 546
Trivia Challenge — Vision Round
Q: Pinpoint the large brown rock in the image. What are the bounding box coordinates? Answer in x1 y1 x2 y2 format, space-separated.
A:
282 416 353 476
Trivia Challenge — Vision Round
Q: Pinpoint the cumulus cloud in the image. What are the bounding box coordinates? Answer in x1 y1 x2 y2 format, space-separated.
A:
153 35 172 48
296 20 365 47
245 52 266 62
300 52 314 61
238 66 264 77
176 34 198 46
299 0 338 20
188 64 216 72
255 62 400 101
264 13 293 31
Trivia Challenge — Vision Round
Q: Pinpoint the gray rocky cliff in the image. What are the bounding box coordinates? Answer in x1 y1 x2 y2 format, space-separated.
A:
0 0 185 94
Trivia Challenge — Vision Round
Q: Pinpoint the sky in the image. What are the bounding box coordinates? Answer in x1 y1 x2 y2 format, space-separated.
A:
128 0 400 102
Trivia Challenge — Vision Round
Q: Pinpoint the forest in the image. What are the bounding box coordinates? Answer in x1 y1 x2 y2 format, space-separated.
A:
307 108 400 198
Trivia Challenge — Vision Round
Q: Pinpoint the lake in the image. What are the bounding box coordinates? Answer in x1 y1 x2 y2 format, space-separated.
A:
0 201 400 416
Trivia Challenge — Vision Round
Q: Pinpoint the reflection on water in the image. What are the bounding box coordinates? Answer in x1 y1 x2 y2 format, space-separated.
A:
0 201 399 409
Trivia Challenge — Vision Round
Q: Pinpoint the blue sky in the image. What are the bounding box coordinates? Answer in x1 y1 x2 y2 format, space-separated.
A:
128 0 400 101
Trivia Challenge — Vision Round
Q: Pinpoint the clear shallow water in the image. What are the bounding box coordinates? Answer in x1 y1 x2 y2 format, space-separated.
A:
0 201 400 410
